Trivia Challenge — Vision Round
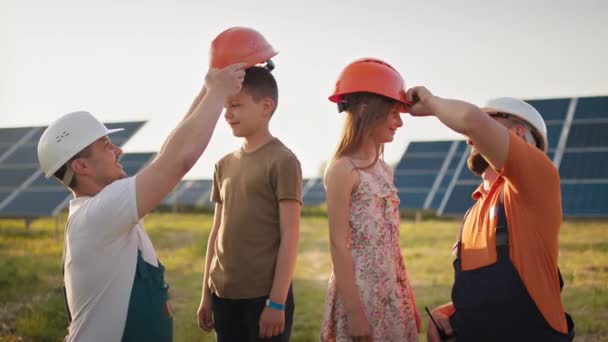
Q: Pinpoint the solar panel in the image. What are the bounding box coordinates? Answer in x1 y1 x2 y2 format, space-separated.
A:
403 141 453 154
0 127 32 145
120 153 156 177
573 97 608 119
557 96 608 216
162 180 213 207
546 123 564 150
2 144 39 166
28 173 65 188
566 122 608 148
437 95 608 217
394 140 466 210
0 167 38 189
1 190 72 217
440 183 477 216
0 121 147 218
302 178 326 206
0 191 12 204
430 189 446 210
0 152 153 218
559 151 608 179
526 99 570 121
561 183 608 216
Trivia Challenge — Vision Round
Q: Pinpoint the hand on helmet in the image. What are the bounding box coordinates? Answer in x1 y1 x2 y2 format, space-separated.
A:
406 86 435 117
205 63 246 97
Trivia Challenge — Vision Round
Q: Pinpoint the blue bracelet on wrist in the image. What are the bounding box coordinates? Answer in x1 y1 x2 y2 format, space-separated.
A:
265 299 285 311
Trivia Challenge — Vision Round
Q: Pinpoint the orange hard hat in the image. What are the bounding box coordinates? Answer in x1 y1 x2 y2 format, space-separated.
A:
210 27 278 69
329 58 410 113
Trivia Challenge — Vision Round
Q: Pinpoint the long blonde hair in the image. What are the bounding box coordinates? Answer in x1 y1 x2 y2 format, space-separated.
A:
333 92 398 169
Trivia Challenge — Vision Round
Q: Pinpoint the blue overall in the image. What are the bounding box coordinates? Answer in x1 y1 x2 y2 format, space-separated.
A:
63 249 173 341
121 249 173 341
449 189 575 341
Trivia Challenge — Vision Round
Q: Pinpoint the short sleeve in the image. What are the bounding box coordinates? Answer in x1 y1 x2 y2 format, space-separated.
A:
271 155 302 203
82 176 139 241
211 163 222 204
501 132 560 205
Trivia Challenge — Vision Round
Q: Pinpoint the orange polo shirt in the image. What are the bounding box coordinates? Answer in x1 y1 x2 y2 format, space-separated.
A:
449 132 567 333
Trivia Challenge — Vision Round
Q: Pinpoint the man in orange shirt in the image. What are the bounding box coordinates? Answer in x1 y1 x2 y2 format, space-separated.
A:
406 87 575 341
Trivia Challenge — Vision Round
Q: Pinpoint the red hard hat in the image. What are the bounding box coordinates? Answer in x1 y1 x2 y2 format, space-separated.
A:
209 27 278 69
329 58 410 113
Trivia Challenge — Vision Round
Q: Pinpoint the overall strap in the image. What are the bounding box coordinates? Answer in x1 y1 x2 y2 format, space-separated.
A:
61 217 73 323
454 184 507 260
495 186 509 248
453 207 472 260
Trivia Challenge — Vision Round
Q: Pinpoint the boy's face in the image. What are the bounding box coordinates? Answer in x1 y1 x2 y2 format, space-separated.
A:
224 90 272 138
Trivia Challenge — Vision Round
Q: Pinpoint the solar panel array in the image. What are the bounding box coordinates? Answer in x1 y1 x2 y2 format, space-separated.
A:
162 180 213 208
394 140 469 210
1 95 606 218
162 178 326 208
393 95 608 218
557 97 608 216
0 122 148 217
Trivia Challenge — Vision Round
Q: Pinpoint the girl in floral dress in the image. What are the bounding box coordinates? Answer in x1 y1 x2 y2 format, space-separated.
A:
321 58 421 342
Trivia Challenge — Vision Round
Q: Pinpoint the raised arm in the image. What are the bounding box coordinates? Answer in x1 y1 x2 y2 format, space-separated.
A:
406 87 510 171
135 63 245 218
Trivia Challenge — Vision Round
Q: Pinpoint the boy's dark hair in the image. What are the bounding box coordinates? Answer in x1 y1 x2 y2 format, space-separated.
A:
242 66 279 115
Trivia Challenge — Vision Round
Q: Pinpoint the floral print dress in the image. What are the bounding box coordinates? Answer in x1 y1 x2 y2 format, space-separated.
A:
321 160 421 342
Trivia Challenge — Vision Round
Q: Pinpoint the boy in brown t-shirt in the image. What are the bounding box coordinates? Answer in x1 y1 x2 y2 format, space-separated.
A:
197 64 302 342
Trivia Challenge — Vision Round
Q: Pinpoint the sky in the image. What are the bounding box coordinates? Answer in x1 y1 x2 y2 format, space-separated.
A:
1 0 607 179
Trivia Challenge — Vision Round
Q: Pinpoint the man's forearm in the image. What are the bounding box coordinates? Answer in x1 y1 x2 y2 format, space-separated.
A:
155 89 225 173
426 96 486 136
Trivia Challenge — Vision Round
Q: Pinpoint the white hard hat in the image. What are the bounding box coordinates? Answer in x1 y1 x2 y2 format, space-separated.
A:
481 97 548 152
37 111 123 182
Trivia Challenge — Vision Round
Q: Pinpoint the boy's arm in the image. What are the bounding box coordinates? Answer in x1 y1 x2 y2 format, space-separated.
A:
259 153 302 339
269 199 301 303
259 199 300 338
197 203 222 332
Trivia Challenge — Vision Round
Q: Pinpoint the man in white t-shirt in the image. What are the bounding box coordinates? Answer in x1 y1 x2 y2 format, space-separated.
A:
36 63 246 341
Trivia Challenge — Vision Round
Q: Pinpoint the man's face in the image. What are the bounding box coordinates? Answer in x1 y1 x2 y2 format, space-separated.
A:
80 136 126 186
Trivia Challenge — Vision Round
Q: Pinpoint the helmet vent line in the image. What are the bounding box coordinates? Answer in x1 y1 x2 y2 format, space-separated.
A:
56 131 70 143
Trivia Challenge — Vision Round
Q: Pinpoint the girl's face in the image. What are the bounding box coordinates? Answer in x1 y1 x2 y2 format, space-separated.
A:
372 105 403 143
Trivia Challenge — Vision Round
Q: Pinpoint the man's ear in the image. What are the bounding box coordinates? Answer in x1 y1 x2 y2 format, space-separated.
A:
513 124 526 139
70 158 88 177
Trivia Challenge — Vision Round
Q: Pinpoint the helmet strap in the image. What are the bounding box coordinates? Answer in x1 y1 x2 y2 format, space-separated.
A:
337 100 348 113
62 166 74 187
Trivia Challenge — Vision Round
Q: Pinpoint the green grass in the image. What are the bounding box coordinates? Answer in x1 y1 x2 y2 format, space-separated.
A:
1 214 607 341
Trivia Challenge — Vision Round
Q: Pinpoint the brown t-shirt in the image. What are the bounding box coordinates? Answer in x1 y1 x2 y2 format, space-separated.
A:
209 138 302 299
